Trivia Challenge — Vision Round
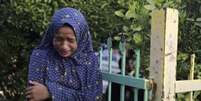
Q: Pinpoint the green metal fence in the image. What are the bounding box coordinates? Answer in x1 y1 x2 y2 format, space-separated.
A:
99 36 152 101
99 8 201 101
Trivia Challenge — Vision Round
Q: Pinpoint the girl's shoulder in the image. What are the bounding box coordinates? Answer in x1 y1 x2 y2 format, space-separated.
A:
83 52 99 67
83 52 99 62
30 48 50 61
75 52 98 66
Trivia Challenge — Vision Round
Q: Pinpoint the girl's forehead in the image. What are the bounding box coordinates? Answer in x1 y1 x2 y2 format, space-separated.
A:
51 8 88 41
55 26 76 38
58 26 74 33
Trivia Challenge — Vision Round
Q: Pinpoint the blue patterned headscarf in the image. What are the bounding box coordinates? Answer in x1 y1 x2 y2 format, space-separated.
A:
28 7 102 101
38 8 93 62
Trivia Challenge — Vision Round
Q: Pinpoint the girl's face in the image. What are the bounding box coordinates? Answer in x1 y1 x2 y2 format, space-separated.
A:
53 26 77 58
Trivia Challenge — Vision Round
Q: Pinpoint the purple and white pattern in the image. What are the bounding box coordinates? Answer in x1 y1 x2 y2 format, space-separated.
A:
28 7 102 101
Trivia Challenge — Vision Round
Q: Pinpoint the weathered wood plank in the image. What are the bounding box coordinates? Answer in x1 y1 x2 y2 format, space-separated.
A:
176 80 201 93
149 8 178 101
187 54 195 101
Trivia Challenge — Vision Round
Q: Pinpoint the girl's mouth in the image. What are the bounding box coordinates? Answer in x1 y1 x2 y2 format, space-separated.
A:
59 49 70 56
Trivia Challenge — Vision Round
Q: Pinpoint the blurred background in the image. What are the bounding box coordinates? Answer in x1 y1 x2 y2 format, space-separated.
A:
1 0 201 100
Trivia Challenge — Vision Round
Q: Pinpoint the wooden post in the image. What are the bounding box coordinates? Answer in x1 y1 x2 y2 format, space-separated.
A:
149 8 179 101
186 54 195 101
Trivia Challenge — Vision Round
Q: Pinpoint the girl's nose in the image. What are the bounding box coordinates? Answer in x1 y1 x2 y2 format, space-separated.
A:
62 41 70 50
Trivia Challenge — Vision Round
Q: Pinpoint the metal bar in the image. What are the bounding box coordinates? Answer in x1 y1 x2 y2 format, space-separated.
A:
144 89 148 101
119 40 126 101
134 49 140 101
107 37 112 101
99 46 103 69
120 50 126 101
134 89 138 101
135 49 140 78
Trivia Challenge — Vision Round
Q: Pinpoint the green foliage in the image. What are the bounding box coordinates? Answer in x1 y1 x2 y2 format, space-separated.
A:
1 0 201 100
113 0 201 100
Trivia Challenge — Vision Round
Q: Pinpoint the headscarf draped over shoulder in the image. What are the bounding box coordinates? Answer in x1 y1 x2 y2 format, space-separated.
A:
38 8 94 63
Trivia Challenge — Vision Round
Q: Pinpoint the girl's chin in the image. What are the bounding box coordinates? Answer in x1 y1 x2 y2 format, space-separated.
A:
59 52 71 57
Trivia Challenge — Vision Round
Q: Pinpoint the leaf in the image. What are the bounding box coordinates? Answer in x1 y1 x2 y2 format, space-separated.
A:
123 26 129 32
196 18 201 22
186 18 194 22
193 91 201 98
114 36 120 41
131 25 142 31
144 4 156 10
177 52 189 61
133 34 142 45
125 10 137 19
163 1 174 8
114 10 124 17
101 3 108 9
195 22 201 27
146 0 154 5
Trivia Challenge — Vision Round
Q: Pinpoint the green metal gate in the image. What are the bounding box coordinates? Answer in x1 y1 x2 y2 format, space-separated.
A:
100 8 201 101
99 36 152 101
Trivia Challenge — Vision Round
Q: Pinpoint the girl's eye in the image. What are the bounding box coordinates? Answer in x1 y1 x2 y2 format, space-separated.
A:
55 37 63 41
68 38 76 43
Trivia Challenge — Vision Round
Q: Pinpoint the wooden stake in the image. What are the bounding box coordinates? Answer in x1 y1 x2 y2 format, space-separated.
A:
149 8 179 101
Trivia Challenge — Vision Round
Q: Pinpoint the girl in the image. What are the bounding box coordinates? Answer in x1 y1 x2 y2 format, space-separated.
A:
26 8 102 101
